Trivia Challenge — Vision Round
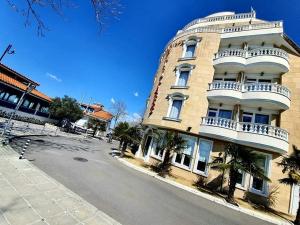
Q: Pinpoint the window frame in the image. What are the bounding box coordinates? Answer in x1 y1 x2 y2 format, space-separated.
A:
150 137 165 161
193 139 214 176
181 37 201 59
242 111 271 125
164 93 188 122
172 135 197 170
173 64 195 88
249 153 272 196
207 107 233 120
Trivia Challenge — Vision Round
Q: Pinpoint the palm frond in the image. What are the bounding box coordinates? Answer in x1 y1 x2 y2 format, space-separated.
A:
209 162 231 172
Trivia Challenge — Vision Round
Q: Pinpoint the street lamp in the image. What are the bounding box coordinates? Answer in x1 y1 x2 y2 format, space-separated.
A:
0 44 15 62
2 83 36 136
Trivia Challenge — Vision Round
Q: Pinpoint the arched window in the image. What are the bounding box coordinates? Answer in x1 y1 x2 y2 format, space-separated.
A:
182 37 201 59
164 93 188 121
174 64 195 88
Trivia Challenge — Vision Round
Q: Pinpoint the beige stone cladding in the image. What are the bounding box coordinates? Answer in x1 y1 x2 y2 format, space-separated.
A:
143 32 221 134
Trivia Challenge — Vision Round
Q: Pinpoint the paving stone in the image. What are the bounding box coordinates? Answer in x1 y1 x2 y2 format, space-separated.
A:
57 196 85 211
45 213 79 225
0 212 10 225
24 193 54 208
33 202 63 219
0 179 10 188
35 182 58 192
3 207 40 225
70 205 98 221
14 184 40 196
44 189 69 201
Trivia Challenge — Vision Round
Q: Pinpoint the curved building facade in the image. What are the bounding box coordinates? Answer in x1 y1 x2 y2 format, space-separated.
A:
138 11 300 214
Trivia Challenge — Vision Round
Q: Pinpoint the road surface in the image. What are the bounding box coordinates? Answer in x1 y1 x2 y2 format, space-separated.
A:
11 135 275 225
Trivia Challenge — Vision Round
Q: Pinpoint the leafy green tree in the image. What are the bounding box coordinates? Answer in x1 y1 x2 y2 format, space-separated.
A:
155 131 186 177
49 95 83 122
210 144 270 204
278 145 300 225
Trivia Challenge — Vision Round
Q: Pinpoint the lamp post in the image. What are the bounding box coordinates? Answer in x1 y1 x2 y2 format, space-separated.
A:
0 44 15 62
2 83 36 136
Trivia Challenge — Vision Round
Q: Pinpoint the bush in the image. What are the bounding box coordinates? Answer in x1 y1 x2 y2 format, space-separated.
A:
194 176 208 189
244 185 279 209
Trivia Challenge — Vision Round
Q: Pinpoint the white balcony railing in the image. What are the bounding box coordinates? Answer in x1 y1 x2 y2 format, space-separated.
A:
214 47 289 61
201 116 289 142
161 21 283 61
209 81 242 91
208 81 291 99
244 82 291 99
183 12 256 30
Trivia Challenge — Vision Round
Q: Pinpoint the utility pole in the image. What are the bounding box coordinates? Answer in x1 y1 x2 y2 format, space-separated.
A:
2 83 36 136
0 44 15 62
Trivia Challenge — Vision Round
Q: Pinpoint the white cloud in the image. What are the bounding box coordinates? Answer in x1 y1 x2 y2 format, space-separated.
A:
46 72 62 82
110 98 116 104
133 92 139 97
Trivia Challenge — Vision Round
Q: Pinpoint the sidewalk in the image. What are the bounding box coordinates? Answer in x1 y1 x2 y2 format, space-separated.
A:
0 144 121 225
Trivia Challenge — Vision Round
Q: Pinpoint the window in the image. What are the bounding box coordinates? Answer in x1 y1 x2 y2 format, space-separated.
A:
173 136 196 169
255 114 269 125
182 37 200 59
40 107 49 113
208 108 218 117
174 64 195 88
177 71 189 86
242 112 270 125
164 93 188 122
7 95 19 104
250 154 270 194
184 44 196 58
236 171 246 188
29 102 35 109
169 100 182 119
23 99 30 108
151 137 165 160
207 108 232 119
242 112 253 123
218 110 232 119
0 92 6 99
194 139 213 175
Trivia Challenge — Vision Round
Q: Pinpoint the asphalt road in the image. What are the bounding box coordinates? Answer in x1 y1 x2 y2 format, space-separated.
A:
11 135 274 225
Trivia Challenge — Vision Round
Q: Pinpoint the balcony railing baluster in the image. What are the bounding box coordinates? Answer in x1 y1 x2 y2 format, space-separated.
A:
201 117 289 142
208 81 291 99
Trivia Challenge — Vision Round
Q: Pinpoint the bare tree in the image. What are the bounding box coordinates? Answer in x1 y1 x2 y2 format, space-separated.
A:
6 0 122 36
110 100 127 128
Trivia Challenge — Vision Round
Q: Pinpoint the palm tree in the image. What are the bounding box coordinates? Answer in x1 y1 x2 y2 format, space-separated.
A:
278 145 300 225
210 143 270 204
156 130 186 177
113 122 142 157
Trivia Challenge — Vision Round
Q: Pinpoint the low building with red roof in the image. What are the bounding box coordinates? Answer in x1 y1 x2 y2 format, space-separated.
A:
74 103 113 133
0 63 55 123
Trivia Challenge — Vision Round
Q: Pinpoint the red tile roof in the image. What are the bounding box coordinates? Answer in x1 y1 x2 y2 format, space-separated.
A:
0 64 39 86
0 73 52 102
90 110 113 121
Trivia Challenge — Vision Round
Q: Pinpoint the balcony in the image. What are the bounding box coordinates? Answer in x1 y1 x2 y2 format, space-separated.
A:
207 81 291 110
213 48 289 73
200 117 289 154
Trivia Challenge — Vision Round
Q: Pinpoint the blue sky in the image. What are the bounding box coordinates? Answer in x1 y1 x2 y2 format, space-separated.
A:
0 0 299 120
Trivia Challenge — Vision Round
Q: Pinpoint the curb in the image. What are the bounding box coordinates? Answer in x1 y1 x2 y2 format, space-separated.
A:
117 157 293 225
